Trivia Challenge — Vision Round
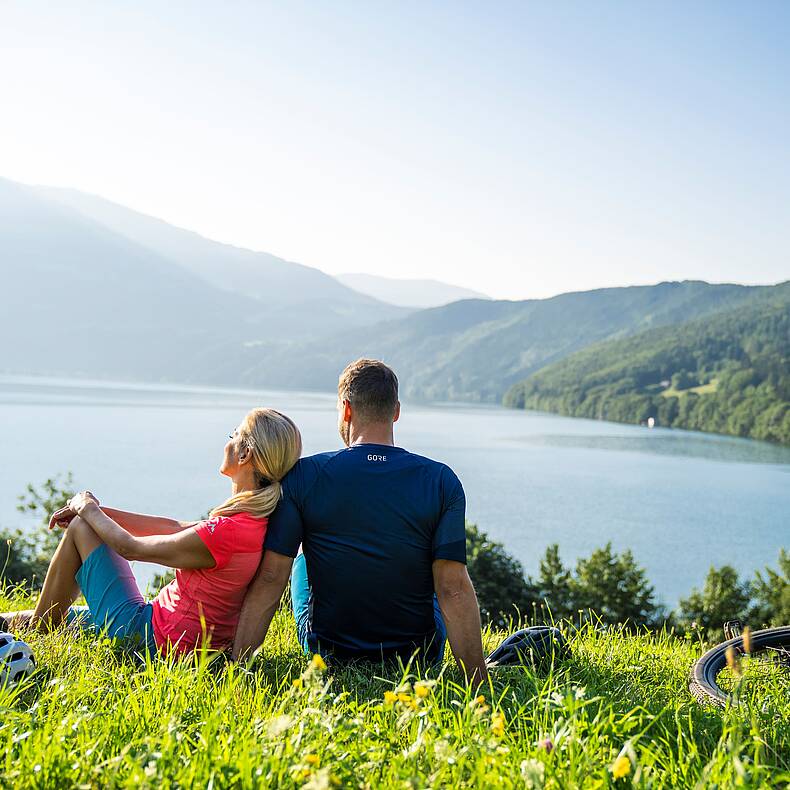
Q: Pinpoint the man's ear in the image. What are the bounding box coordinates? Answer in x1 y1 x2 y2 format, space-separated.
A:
393 401 401 423
343 400 353 423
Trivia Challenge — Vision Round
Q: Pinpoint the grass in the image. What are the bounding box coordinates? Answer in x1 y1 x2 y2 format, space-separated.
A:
0 592 788 789
660 379 719 399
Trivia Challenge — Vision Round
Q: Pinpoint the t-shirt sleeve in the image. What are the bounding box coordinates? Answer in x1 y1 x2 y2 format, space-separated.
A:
194 516 237 570
263 467 304 557
432 467 467 563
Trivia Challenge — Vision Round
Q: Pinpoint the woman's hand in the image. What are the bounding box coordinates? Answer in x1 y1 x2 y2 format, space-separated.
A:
48 490 100 530
68 490 100 516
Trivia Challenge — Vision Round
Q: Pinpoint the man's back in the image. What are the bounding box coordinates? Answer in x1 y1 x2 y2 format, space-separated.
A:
264 443 466 658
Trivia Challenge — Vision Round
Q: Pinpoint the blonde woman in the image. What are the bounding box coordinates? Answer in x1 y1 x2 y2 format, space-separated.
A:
6 408 301 656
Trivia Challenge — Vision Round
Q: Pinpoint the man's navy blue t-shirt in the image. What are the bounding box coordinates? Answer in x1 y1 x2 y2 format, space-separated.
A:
264 443 467 658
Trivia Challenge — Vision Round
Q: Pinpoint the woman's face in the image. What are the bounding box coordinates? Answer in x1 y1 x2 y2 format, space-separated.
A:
220 424 246 477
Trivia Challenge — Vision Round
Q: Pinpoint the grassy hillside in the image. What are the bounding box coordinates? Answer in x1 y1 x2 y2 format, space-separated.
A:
1 593 788 787
505 284 790 445
229 281 782 401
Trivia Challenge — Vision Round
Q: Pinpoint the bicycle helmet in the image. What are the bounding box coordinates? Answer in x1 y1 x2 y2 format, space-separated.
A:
0 632 35 687
486 626 569 668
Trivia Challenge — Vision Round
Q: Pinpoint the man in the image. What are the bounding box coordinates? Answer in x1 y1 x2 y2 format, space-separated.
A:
232 359 487 682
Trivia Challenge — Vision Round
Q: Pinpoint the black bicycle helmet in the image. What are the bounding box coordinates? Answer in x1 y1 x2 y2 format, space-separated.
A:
486 626 569 668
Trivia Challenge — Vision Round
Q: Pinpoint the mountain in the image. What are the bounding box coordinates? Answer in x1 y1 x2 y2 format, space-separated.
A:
224 280 782 401
0 177 258 380
4 176 785 408
37 186 408 336
0 177 403 381
335 273 489 308
504 283 790 444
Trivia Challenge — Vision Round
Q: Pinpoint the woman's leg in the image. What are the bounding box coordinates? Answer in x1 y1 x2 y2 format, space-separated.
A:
30 517 102 630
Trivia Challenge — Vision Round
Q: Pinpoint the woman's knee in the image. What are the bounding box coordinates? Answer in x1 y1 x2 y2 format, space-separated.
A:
67 516 102 559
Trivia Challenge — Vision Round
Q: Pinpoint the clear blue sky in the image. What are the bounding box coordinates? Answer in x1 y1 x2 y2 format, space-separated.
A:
1 1 788 299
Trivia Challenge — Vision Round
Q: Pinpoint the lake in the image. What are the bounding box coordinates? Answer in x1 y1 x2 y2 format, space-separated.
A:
1 375 788 607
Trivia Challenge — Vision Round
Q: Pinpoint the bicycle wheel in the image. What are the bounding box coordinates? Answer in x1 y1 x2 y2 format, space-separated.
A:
689 625 790 708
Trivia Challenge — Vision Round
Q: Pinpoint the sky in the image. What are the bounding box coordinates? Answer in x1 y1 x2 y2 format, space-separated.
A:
1 1 788 300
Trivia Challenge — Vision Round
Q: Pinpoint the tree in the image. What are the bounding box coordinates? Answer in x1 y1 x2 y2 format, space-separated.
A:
1 474 74 588
534 544 573 620
569 544 662 628
671 370 695 391
465 523 538 627
677 565 751 639
749 549 790 627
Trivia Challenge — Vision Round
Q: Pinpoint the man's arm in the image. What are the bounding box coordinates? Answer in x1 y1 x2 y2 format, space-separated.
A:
433 559 488 684
232 550 294 661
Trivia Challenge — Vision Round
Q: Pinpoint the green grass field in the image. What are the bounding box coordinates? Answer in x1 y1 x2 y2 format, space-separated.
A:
0 593 788 789
660 379 720 399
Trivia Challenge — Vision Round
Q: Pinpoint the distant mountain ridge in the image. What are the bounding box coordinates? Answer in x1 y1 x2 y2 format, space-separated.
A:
0 177 403 380
223 280 784 402
2 176 786 414
36 185 409 336
336 272 489 308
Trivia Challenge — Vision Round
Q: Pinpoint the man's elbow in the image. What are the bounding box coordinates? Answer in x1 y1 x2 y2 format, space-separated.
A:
436 579 472 606
251 559 291 601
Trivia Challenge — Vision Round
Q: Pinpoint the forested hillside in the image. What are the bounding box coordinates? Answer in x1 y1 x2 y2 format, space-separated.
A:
505 284 790 444
227 280 780 401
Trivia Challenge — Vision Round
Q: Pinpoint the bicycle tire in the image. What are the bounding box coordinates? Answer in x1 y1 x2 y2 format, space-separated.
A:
689 625 790 708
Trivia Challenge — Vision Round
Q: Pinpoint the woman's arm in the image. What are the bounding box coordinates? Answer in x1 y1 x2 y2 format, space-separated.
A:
100 508 197 537
73 498 214 570
49 496 195 537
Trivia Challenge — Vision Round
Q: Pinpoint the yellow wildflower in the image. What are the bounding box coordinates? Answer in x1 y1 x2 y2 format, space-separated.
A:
305 754 320 766
414 683 430 699
475 695 486 705
292 678 304 689
311 654 327 671
383 691 398 705
490 712 505 737
397 692 412 704
611 755 631 779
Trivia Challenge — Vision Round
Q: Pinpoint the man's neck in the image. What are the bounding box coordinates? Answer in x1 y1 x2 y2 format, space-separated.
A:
348 423 395 447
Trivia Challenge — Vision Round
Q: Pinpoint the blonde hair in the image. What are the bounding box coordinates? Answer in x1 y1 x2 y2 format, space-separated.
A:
210 408 302 520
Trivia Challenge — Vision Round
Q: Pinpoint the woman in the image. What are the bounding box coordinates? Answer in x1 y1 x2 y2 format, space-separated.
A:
5 408 301 656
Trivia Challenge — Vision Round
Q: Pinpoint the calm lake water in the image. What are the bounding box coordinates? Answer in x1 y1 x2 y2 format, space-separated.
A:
1 375 788 607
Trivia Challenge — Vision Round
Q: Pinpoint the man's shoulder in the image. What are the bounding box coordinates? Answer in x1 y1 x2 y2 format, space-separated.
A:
400 449 460 481
297 450 344 470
